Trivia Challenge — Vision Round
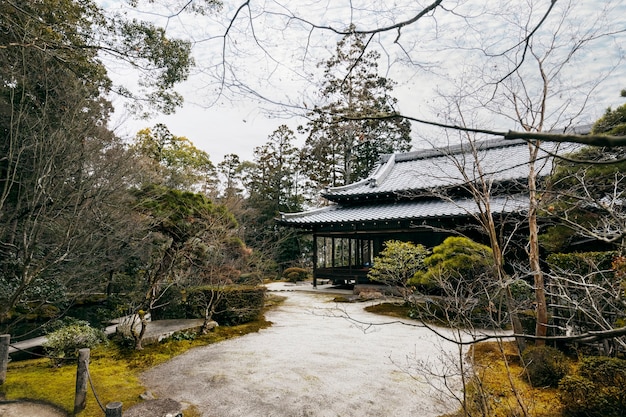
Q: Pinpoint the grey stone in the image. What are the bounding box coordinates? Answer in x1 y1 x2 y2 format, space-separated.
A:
139 391 155 400
124 398 183 417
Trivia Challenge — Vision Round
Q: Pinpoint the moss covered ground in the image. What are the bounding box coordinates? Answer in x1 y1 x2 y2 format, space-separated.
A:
1 295 284 417
367 302 564 417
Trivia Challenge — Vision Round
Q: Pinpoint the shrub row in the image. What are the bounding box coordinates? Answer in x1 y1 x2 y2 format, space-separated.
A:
151 285 266 326
559 356 626 417
191 285 266 326
521 346 626 416
546 251 618 276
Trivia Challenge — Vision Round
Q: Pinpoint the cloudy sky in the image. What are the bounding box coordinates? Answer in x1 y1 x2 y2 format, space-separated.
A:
103 0 626 163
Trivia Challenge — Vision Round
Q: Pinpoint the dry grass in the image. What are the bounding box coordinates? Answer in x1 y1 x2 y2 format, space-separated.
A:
464 341 563 417
369 302 565 417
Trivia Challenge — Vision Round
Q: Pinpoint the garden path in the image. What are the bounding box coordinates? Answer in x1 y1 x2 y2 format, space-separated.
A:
140 282 463 417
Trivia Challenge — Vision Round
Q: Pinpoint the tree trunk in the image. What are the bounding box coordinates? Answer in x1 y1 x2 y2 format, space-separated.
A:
528 142 548 346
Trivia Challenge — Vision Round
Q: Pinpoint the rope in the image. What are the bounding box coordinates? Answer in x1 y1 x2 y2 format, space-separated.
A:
8 342 108 413
85 364 106 413
8 343 67 361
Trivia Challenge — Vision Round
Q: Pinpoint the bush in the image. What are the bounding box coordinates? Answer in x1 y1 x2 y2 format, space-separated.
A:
213 286 266 325
406 237 503 327
409 236 494 290
578 355 626 386
282 267 309 283
522 345 569 388
546 251 617 276
43 320 107 364
559 356 626 417
368 240 428 287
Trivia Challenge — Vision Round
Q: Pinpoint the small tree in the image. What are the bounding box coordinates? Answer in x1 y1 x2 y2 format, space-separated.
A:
367 240 428 289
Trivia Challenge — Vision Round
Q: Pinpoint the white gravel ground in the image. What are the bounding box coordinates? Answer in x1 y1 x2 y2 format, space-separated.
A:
140 282 463 417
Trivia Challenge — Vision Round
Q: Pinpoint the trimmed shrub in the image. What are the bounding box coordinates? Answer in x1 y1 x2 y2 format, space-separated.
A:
559 375 601 416
43 320 107 364
282 267 309 283
559 356 626 417
522 345 569 388
546 251 617 275
213 286 266 325
409 236 494 291
407 237 503 327
578 356 626 387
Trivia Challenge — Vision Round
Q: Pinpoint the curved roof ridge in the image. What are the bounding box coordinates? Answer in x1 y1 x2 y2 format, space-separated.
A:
368 153 395 187
383 138 528 163
322 177 372 194
279 204 336 220
323 153 397 195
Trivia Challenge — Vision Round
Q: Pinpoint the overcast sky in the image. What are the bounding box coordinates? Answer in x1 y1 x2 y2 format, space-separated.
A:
103 0 626 163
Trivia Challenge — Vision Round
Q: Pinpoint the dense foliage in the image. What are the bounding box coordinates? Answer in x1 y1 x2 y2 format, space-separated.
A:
405 237 506 327
541 103 626 252
282 267 310 283
240 126 310 271
132 124 217 191
0 0 227 336
410 236 495 290
522 345 570 388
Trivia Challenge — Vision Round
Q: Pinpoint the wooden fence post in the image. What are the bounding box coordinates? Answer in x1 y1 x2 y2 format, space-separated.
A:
74 348 90 414
105 401 123 417
0 334 9 385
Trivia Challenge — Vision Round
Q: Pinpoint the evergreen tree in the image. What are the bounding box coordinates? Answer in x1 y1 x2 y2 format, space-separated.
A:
131 124 216 193
300 27 412 189
217 153 245 200
542 100 626 252
243 126 309 271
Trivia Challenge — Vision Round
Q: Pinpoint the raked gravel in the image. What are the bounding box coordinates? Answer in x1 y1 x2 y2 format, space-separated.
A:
140 282 463 417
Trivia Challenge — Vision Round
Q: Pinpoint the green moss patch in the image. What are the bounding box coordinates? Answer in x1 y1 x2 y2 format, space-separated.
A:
365 302 412 318
2 317 274 416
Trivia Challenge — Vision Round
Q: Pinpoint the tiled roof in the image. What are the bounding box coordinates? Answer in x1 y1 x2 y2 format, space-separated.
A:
279 194 528 226
279 137 582 228
322 138 580 199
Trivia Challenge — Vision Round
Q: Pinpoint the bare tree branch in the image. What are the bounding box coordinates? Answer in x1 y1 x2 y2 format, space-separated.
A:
344 112 626 147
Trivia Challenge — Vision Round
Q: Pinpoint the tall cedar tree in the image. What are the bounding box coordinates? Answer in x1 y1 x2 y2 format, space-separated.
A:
300 27 412 189
242 126 308 270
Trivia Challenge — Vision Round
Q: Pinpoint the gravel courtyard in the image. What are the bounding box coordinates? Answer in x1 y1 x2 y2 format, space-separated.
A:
140 282 463 417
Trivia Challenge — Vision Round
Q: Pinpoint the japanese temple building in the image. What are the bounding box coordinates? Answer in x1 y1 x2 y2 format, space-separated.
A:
278 138 579 286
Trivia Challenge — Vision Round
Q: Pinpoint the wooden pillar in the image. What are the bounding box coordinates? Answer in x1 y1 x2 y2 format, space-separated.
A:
105 402 123 417
348 238 353 270
0 334 9 385
312 236 318 288
74 348 90 414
